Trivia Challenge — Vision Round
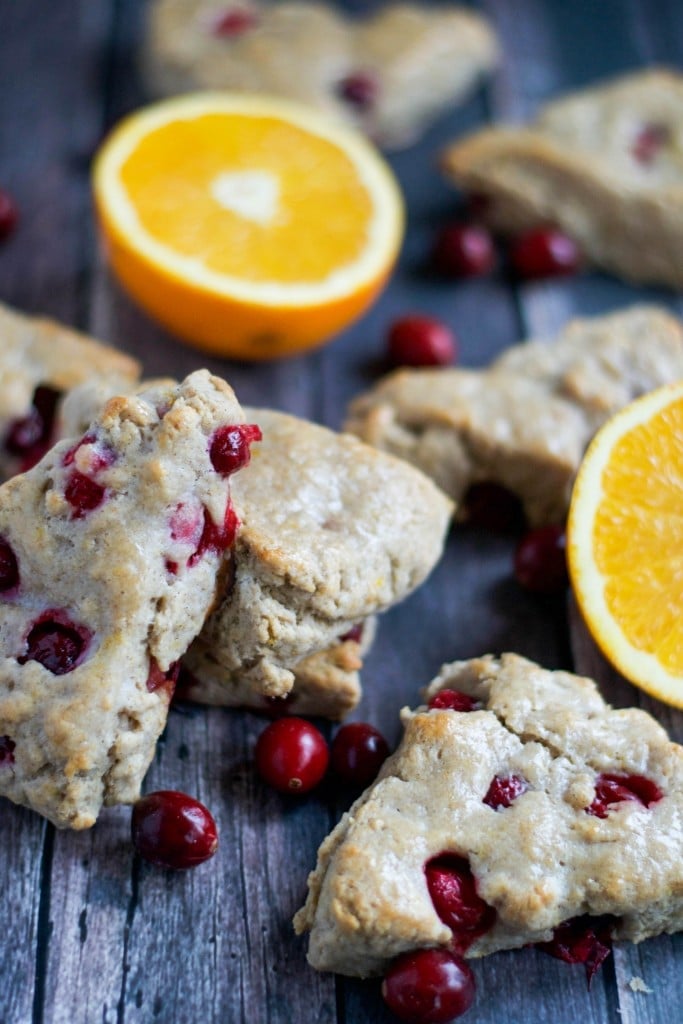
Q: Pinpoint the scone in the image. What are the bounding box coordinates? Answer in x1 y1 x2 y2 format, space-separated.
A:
0 371 258 828
294 653 683 980
441 69 683 287
346 307 683 526
0 301 140 481
143 1 498 149
180 618 376 720
188 408 454 698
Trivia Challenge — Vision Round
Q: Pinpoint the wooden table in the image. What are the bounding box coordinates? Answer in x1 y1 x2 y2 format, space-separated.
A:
1 1 681 1022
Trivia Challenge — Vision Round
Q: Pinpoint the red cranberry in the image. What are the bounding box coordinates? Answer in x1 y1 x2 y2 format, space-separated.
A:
382 949 476 1023
169 501 204 546
514 524 568 594
62 432 115 473
339 623 363 643
428 690 478 712
425 854 496 952
536 915 616 985
587 772 663 819
188 501 239 566
483 774 528 810
431 223 496 278
0 538 19 592
146 658 180 695
462 481 526 534
0 188 18 241
387 315 457 368
209 423 262 476
632 123 669 164
0 735 16 765
330 722 389 788
64 471 106 518
337 71 378 110
509 228 580 279
211 7 259 36
4 386 61 470
255 717 329 794
18 612 90 675
131 790 218 869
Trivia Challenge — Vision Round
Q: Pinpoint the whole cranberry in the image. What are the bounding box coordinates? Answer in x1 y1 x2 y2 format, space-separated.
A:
514 524 568 594
382 948 476 1023
428 689 478 712
330 722 389 788
431 223 496 278
209 423 261 475
536 914 616 985
0 538 19 592
0 188 18 241
424 854 496 952
255 717 329 794
387 315 457 368
132 790 218 869
509 228 580 279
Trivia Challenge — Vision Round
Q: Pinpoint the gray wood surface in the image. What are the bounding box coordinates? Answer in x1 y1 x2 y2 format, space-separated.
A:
0 1 681 1022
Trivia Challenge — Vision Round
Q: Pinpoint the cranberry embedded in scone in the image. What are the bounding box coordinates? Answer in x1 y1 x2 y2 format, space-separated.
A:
146 657 180 695
483 773 528 810
187 501 239 566
64 471 107 518
209 423 262 475
18 611 91 675
632 122 669 164
0 736 16 765
0 538 19 593
587 772 663 818
424 853 496 952
210 7 259 37
428 689 479 712
337 71 379 111
4 385 61 471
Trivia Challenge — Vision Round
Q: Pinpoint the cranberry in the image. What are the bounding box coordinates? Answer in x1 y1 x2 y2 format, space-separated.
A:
0 735 16 765
64 471 106 518
462 481 526 534
514 524 568 594
509 228 580 279
337 71 378 110
132 790 218 869
483 774 528 809
209 423 262 476
536 915 616 985
255 717 329 794
587 772 663 819
632 123 669 164
211 7 259 36
431 223 496 278
428 690 478 712
339 623 363 643
387 315 457 368
62 432 114 473
146 657 180 695
0 188 18 241
4 386 61 470
188 502 239 566
18 612 90 675
425 854 496 952
0 538 19 592
382 949 476 1023
330 722 389 788
169 501 204 546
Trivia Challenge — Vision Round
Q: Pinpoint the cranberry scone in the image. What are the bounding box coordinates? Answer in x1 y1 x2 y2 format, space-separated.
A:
186 408 453 699
0 300 140 481
295 653 683 987
441 69 683 287
0 371 259 828
143 1 498 149
346 306 683 526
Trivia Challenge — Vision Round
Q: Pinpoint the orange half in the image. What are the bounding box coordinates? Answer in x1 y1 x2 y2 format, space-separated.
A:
93 93 404 359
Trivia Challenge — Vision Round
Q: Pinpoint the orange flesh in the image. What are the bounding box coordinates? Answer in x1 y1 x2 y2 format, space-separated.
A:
118 114 374 284
594 398 683 672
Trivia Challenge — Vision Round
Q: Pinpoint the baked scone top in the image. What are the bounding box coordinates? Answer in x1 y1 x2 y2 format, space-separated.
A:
295 653 683 977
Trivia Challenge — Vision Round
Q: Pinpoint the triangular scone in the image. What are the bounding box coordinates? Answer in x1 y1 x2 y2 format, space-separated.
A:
294 653 683 977
346 307 683 526
144 1 498 149
0 371 257 828
442 69 683 287
0 301 140 481
190 408 453 697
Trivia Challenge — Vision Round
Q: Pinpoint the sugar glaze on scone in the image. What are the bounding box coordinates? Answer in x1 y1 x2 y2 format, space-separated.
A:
295 653 683 977
346 307 683 526
442 69 683 287
0 371 257 828
190 408 453 698
143 1 498 149
0 300 140 482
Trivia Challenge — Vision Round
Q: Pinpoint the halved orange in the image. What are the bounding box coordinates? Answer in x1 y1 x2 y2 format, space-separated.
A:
567 381 683 708
92 93 404 360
